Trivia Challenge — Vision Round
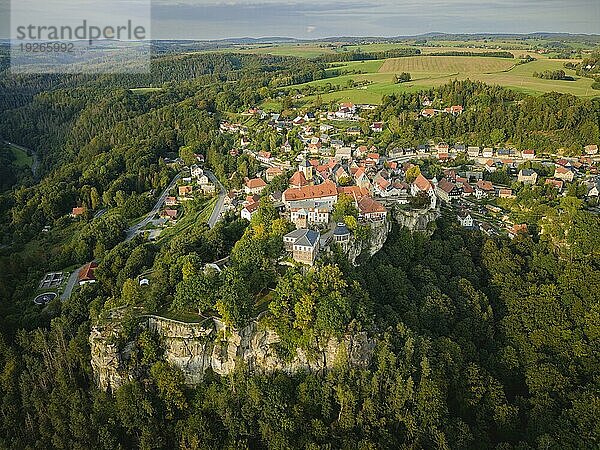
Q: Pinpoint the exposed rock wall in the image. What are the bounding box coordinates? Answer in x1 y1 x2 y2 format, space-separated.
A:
348 219 391 265
394 208 440 232
91 315 376 392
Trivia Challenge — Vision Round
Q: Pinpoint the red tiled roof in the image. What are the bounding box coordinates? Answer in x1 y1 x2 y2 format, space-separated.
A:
289 171 309 187
78 262 98 282
358 196 387 214
476 180 494 191
283 180 338 202
337 186 370 199
437 179 456 194
246 178 267 189
413 174 432 192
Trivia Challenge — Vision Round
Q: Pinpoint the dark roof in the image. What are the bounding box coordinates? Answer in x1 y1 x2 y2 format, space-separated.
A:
293 229 320 247
333 223 350 236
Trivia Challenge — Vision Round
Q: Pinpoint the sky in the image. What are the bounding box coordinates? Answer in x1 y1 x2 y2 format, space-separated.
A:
1 0 599 40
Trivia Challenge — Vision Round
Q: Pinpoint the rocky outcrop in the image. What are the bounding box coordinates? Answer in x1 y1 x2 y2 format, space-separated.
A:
394 208 440 232
91 314 377 391
348 219 391 265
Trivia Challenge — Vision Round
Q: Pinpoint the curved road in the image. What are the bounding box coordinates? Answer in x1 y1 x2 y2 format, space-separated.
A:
126 173 182 240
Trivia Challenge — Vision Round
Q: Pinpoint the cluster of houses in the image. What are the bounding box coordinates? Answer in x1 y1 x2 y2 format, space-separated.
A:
161 164 216 224
217 101 599 261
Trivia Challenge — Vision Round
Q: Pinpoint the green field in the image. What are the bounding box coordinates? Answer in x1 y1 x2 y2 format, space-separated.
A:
7 143 33 168
279 54 598 107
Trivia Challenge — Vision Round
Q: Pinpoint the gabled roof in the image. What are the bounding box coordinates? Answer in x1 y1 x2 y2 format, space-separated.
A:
413 174 432 192
246 178 267 189
283 180 338 202
358 196 386 214
437 179 457 194
78 262 98 282
289 171 309 187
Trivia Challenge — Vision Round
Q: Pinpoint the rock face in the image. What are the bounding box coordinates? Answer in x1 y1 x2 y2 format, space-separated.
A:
348 219 391 265
394 208 440 232
91 314 376 392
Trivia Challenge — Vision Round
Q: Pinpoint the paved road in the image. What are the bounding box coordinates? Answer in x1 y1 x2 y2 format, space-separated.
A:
126 173 181 240
206 170 226 228
94 208 108 219
60 268 81 301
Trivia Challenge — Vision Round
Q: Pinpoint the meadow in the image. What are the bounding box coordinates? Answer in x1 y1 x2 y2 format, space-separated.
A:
7 143 33 168
274 54 597 109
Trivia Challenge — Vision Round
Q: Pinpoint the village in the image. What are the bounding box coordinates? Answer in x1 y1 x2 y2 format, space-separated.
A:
57 98 600 288
213 100 600 266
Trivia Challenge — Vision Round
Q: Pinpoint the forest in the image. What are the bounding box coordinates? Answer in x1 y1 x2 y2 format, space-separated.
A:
0 49 599 449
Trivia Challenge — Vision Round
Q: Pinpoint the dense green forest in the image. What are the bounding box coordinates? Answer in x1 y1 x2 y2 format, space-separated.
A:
0 50 599 449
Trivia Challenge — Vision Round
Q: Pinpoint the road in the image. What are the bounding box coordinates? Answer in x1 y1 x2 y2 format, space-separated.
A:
206 170 226 228
60 268 81 301
126 173 181 240
2 140 40 178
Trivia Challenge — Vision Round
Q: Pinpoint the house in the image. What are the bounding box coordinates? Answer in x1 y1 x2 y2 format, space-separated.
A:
257 151 272 164
421 109 437 118
475 180 494 199
244 178 267 195
160 209 178 222
545 178 564 191
411 174 434 197
457 210 474 228
190 164 204 180
282 180 338 207
553 166 575 182
178 185 193 197
584 144 598 155
165 196 178 207
482 148 494 159
241 201 260 221
518 169 538 185
78 262 99 285
289 200 331 228
281 141 292 153
354 168 372 191
289 171 309 189
332 223 351 250
497 188 514 198
509 223 528 239
266 167 284 182
71 207 85 218
284 229 320 265
357 196 387 222
371 122 384 133
445 105 464 116
435 179 462 203
485 160 496 173
522 149 535 160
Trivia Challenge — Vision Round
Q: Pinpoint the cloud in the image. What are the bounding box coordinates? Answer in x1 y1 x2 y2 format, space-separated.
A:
306 25 316 33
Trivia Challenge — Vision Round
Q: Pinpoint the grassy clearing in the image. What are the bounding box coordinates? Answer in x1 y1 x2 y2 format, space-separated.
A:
130 87 163 94
7 143 33 168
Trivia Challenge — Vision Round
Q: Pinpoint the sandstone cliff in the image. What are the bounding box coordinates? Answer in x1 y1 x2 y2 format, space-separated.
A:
90 314 376 392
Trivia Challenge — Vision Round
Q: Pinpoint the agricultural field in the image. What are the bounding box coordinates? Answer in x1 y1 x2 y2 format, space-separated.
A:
275 54 598 109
